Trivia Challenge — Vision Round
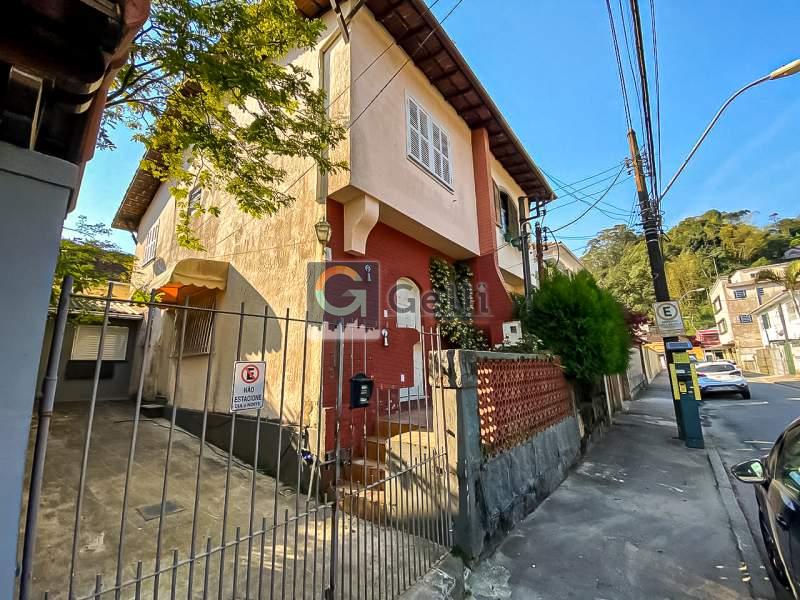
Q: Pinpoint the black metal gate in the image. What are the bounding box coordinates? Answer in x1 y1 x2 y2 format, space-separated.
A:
18 279 452 599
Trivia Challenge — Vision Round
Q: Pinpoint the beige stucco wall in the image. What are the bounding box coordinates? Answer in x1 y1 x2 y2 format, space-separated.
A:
711 277 784 349
492 158 528 282
129 11 350 437
346 9 480 257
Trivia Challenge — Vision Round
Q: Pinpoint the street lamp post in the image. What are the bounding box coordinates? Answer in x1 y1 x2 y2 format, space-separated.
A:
659 59 800 202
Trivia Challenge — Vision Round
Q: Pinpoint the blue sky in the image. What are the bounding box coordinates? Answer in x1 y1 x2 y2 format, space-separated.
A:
70 0 800 255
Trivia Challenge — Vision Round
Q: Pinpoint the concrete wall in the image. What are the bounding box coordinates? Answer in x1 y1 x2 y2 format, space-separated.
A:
0 142 79 596
433 349 581 560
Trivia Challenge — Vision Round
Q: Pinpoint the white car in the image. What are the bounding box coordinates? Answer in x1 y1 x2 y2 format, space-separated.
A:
695 361 751 399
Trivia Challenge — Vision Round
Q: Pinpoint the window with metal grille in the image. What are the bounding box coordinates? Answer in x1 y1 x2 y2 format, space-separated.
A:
738 314 753 324
173 293 215 355
142 221 159 265
406 96 453 188
71 325 129 361
733 289 747 299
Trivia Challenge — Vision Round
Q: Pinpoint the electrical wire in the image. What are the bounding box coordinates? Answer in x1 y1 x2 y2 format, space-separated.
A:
545 161 626 194
543 175 633 216
628 0 660 209
617 0 646 135
649 0 663 203
544 226 561 269
604 0 632 129
550 166 627 233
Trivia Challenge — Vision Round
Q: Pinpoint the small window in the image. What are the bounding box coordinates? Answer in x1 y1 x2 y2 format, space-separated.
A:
395 278 422 330
142 221 159 265
762 313 771 329
188 187 202 217
717 319 728 334
71 325 129 361
738 314 753 324
713 296 722 313
757 287 765 301
173 294 215 355
733 289 747 299
406 96 453 188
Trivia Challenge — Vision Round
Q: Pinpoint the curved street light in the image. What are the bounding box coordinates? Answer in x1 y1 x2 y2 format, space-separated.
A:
659 59 800 202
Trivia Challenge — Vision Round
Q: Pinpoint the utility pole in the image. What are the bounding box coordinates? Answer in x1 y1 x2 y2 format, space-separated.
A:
534 220 545 284
628 130 669 301
519 196 546 300
628 128 684 437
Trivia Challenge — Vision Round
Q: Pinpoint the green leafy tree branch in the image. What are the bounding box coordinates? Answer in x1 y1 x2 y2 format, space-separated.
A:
103 0 348 249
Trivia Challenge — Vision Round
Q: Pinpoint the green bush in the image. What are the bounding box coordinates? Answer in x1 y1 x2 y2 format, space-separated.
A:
516 270 631 383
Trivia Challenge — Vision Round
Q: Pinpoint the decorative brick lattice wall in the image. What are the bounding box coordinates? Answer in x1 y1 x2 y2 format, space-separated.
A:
476 357 572 456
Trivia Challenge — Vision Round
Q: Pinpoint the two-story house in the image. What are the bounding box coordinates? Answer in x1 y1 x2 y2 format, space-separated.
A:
111 1 553 464
752 291 800 375
710 263 788 372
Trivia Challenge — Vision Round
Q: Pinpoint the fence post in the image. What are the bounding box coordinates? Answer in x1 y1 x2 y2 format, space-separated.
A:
19 275 73 600
431 349 483 560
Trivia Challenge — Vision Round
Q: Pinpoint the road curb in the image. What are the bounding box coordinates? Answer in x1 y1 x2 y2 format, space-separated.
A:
706 438 774 600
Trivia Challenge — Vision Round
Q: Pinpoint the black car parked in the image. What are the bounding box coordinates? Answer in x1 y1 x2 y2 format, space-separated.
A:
732 418 800 598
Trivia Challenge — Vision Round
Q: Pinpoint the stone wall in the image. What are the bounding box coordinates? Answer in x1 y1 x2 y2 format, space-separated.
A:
432 349 581 561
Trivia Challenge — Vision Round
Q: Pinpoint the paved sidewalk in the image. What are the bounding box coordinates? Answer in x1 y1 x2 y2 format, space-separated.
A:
744 373 800 390
466 375 771 600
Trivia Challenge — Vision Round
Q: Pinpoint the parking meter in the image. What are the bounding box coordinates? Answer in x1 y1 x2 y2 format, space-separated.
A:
668 350 704 449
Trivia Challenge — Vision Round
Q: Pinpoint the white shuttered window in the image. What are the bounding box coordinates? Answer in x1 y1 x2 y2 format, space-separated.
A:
142 221 159 265
406 96 453 188
71 325 129 361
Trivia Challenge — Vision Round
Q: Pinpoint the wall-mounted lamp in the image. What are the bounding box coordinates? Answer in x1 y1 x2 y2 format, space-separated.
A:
314 217 332 246
381 328 389 347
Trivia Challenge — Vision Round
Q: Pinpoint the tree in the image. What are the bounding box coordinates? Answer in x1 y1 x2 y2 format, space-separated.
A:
53 217 134 302
665 251 715 332
756 260 800 318
516 270 631 383
104 0 347 248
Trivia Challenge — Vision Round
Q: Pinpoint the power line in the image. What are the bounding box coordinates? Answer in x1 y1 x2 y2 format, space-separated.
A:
604 0 632 129
617 0 645 135
649 0 663 201
205 0 468 258
550 166 627 233
628 0 660 210
546 161 626 194
544 174 633 216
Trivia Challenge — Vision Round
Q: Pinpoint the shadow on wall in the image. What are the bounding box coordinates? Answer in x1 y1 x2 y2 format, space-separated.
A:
145 265 326 493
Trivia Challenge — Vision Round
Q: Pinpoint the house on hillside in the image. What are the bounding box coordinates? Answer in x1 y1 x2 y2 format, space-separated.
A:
111 0 554 477
710 263 788 372
752 291 800 375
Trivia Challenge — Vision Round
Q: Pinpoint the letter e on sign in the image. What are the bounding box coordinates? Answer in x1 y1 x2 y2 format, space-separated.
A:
653 301 685 336
230 360 266 412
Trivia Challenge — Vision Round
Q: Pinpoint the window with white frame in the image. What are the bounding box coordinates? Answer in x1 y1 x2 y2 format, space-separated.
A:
738 314 753 324
762 313 771 329
406 96 453 188
733 289 747 299
71 325 129 361
142 221 159 265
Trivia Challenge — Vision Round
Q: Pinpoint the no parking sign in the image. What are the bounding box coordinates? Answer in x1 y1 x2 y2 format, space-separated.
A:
230 361 266 412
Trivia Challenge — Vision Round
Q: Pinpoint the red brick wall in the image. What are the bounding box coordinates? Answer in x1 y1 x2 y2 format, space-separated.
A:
469 128 514 344
322 200 449 451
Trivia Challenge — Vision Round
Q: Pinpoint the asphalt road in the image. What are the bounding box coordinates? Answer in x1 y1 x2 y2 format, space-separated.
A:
700 377 800 599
